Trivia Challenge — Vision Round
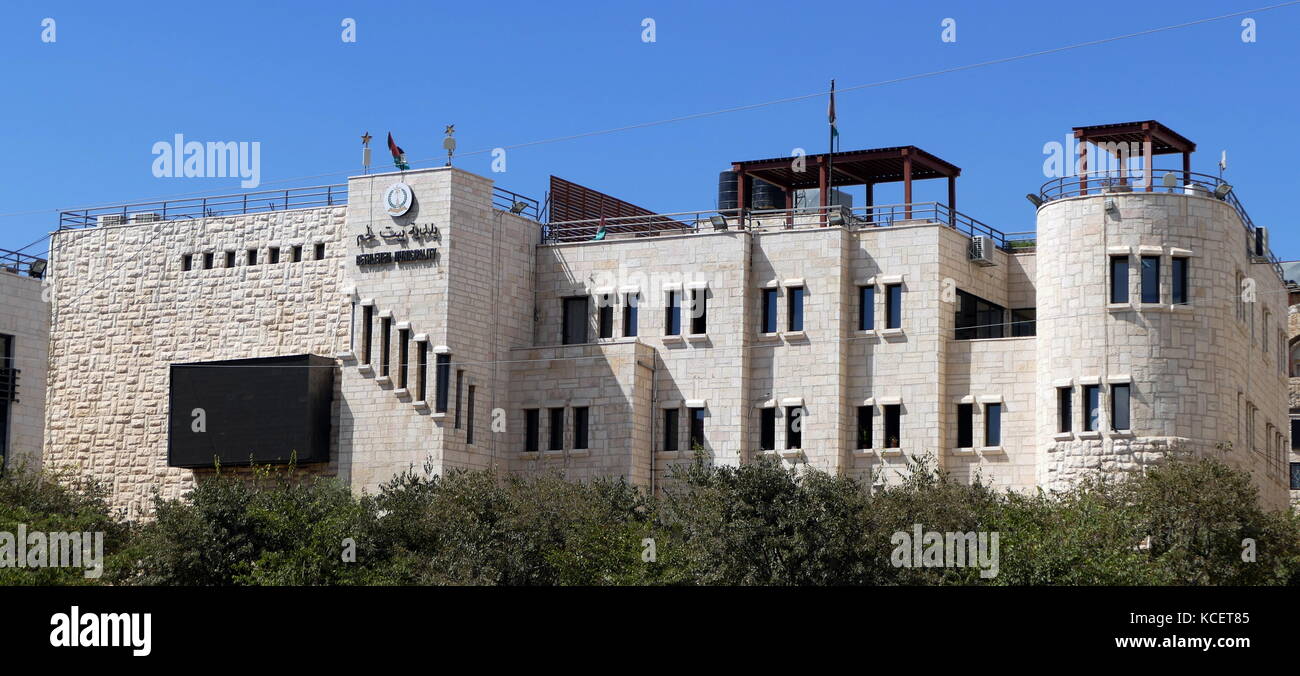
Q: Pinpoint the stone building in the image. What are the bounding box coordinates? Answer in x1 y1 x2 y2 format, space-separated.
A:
0 248 49 472
39 120 1294 515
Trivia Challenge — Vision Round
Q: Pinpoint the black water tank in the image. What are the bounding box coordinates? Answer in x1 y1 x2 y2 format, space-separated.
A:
751 179 784 210
718 171 739 210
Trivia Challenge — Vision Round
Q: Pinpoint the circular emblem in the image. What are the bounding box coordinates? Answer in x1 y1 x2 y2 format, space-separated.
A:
383 182 413 217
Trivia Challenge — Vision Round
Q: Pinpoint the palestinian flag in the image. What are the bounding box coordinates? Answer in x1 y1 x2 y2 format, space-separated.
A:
387 132 410 170
828 79 839 149
592 216 607 241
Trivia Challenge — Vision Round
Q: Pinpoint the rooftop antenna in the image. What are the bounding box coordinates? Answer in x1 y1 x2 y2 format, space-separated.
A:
361 132 372 174
443 124 457 167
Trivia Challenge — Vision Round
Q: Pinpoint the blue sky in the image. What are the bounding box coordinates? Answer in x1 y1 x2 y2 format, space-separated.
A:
2 0 1298 259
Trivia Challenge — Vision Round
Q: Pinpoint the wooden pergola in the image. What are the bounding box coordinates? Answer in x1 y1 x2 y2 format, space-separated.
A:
731 146 961 219
1073 120 1196 192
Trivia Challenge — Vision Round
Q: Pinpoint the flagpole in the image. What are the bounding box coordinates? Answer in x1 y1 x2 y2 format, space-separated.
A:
827 79 835 218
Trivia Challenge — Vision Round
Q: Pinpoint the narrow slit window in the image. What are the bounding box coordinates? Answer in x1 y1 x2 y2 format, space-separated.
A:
787 287 804 332
1111 384 1130 431
573 406 589 450
957 403 973 448
622 293 639 337
416 341 428 402
1058 387 1072 433
203 252 214 269
181 254 192 272
785 406 802 449
524 409 540 452
856 406 872 449
549 408 565 451
292 245 303 262
225 251 236 268
434 354 451 413
268 246 280 264
247 248 258 265
396 328 409 389
885 284 902 329
1171 257 1189 305
1110 257 1128 303
1140 256 1160 304
689 288 707 334
984 403 1002 446
663 408 679 452
315 242 326 260
466 386 476 445
884 404 901 448
598 294 614 339
859 286 874 331
761 288 778 334
1083 384 1101 432
361 305 374 364
379 317 392 377
759 408 775 451
689 407 705 449
454 370 464 428
665 291 681 336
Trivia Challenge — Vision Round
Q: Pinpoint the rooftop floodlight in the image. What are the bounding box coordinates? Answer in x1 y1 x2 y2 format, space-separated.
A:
1214 183 1233 199
509 201 528 214
708 214 728 230
27 259 47 278
1025 193 1045 208
826 206 849 227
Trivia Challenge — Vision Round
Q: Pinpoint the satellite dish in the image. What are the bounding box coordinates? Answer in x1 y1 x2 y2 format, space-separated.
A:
1161 172 1178 188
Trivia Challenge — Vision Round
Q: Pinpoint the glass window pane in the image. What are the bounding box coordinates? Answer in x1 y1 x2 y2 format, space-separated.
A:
1110 257 1128 303
860 286 875 331
1140 256 1160 304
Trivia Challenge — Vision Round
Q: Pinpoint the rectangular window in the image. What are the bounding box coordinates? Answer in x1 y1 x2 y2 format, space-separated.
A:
689 407 706 449
466 386 476 445
361 305 373 364
562 296 588 344
1110 257 1128 303
247 248 258 265
548 408 564 451
1083 384 1101 432
1010 308 1036 337
957 403 974 448
525 409 540 452
1111 384 1130 431
689 288 707 334
1291 419 1299 450
379 317 391 377
1140 256 1160 304
785 406 802 449
759 408 776 451
623 293 639 337
268 246 280 264
225 251 236 268
1291 462 1300 491
787 287 804 331
856 406 872 449
315 242 326 260
665 291 681 336
598 295 614 339
761 288 778 334
292 245 303 262
663 408 679 452
416 341 427 402
884 404 901 448
859 286 875 331
954 290 1006 340
886 284 902 329
203 252 214 269
1058 387 1072 433
454 370 464 429
181 254 192 272
1171 257 1189 305
985 403 1002 446
397 328 409 389
434 354 451 413
573 407 589 450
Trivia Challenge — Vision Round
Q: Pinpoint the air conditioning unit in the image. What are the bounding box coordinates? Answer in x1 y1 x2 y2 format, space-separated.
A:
97 214 126 227
969 235 997 267
1250 227 1269 262
130 212 161 224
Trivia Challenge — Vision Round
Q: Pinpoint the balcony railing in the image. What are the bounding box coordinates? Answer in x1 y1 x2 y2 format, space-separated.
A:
57 183 542 230
0 248 47 279
1038 169 1283 279
543 202 1012 250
